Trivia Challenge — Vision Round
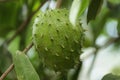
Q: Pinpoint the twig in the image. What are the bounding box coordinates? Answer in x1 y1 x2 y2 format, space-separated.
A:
56 0 62 8
0 42 34 80
6 0 47 45
23 42 33 53
0 64 14 80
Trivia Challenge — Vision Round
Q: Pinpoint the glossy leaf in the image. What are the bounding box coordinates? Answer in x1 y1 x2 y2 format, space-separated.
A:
87 0 103 23
12 51 40 80
102 73 120 80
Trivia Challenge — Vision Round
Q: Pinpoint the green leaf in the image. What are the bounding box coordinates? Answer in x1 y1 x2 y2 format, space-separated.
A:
69 0 90 26
12 51 40 80
102 73 120 80
78 0 90 16
8 36 20 54
87 0 103 23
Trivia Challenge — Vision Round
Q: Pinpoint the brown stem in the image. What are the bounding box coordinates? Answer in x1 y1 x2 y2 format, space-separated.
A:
56 0 62 8
0 64 14 80
0 42 33 80
23 42 33 53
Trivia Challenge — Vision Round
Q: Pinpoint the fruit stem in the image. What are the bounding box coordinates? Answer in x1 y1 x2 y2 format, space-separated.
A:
56 0 62 8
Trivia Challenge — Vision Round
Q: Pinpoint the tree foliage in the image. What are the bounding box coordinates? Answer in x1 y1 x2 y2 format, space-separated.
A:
0 0 120 80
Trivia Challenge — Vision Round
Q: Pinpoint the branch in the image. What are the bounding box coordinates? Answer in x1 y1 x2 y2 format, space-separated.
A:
0 64 14 80
23 42 33 53
0 42 34 80
0 1 48 79
56 0 62 8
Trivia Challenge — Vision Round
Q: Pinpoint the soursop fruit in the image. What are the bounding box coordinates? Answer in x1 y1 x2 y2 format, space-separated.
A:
32 9 84 73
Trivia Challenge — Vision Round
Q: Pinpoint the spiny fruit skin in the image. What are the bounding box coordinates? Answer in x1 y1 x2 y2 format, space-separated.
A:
32 9 84 72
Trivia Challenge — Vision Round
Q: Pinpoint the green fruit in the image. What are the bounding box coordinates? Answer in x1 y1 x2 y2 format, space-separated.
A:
12 51 40 80
32 9 84 73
